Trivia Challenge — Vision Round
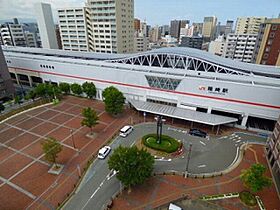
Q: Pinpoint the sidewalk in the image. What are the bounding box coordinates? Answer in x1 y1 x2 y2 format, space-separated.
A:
111 144 280 210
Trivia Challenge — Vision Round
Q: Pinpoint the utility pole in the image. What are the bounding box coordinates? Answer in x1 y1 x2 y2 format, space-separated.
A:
155 115 165 144
185 143 193 178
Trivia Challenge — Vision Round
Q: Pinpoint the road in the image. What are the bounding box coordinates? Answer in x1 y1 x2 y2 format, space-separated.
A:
63 123 267 210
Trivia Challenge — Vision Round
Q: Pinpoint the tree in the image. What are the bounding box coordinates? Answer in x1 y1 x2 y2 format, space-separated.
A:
240 163 272 193
14 95 21 105
42 137 63 167
35 83 48 98
82 82 96 99
108 146 154 189
70 83 83 95
102 86 125 116
25 90 36 101
81 107 99 134
59 82 71 94
0 103 5 113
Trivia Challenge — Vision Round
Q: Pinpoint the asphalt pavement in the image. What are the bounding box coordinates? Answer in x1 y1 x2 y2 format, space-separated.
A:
63 123 267 210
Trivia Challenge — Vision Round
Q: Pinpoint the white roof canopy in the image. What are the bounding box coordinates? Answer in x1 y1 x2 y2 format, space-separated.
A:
129 99 238 126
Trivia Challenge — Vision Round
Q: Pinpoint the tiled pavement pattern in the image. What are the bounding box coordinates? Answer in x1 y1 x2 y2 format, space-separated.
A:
112 145 280 210
0 96 132 210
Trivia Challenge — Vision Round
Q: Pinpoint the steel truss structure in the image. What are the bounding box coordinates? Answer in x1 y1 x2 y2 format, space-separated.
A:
107 53 252 76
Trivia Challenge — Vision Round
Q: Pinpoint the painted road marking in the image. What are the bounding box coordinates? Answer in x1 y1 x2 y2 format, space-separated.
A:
198 164 206 168
155 158 172 162
200 141 206 146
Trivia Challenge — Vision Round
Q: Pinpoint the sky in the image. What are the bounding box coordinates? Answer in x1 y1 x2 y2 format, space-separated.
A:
0 0 279 26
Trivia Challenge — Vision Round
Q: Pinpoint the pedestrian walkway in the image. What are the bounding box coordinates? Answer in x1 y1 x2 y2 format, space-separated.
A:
111 145 280 210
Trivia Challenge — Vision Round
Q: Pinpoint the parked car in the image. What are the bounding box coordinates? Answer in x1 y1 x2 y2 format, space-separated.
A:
98 146 111 159
188 128 207 138
119 125 133 137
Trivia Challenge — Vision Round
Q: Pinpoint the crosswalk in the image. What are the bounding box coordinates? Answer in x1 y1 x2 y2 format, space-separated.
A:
218 133 244 147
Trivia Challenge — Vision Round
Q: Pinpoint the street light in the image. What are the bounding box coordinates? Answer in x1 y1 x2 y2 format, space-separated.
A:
185 143 192 178
70 129 76 149
154 115 166 144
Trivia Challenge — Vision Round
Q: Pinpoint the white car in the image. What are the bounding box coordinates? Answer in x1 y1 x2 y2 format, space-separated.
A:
98 146 111 159
119 125 133 137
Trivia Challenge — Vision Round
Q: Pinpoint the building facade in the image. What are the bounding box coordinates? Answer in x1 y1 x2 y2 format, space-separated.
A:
170 20 181 39
0 23 27 47
3 46 280 130
202 16 217 42
58 7 93 52
133 31 149 52
267 115 280 195
192 22 203 36
0 45 15 99
223 33 257 63
208 35 226 56
24 32 37 48
235 17 266 34
180 36 202 49
87 0 134 53
35 3 58 49
254 18 280 66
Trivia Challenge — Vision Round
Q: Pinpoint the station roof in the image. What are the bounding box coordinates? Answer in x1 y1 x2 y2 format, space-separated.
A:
129 99 238 126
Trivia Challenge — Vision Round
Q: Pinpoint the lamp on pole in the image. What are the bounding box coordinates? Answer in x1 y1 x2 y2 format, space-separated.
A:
185 143 192 178
70 129 76 149
154 115 166 144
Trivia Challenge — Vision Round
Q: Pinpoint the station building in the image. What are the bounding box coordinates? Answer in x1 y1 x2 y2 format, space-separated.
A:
2 46 280 130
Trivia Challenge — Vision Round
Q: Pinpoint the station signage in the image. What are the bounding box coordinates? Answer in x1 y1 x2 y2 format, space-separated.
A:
199 86 228 95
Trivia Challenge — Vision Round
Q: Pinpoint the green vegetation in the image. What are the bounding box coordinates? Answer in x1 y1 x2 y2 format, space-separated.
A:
108 146 154 189
70 83 83 96
82 82 96 99
240 163 272 193
81 107 99 134
102 86 125 116
0 103 5 113
42 137 63 167
142 134 180 153
239 191 257 207
25 90 36 101
59 82 71 94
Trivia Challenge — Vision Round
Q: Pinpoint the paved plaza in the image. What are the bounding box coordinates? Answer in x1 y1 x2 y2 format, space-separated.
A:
0 96 132 210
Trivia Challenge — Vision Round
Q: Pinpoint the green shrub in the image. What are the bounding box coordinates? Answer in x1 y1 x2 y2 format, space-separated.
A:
239 191 257 207
142 134 180 153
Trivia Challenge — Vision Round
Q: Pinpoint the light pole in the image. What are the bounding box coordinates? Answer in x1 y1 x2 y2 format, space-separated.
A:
154 115 166 144
70 129 76 149
185 143 192 178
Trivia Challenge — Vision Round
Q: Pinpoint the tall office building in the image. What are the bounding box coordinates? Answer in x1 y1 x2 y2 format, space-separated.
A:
149 26 160 43
0 22 26 47
35 3 58 49
134 31 149 52
192 22 203 36
180 20 190 28
254 18 280 66
24 32 37 47
266 115 280 195
159 25 170 36
208 35 226 56
58 7 93 52
225 20 234 35
140 21 148 37
170 20 181 38
235 17 266 34
87 0 134 53
202 16 217 42
223 33 257 63
0 45 15 99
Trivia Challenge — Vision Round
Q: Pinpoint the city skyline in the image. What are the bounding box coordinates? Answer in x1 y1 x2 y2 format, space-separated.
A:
0 0 279 26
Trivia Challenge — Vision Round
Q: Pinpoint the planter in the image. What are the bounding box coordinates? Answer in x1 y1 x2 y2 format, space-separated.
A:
48 164 64 175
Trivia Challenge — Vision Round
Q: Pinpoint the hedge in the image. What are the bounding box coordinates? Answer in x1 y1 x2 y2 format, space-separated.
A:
142 134 180 153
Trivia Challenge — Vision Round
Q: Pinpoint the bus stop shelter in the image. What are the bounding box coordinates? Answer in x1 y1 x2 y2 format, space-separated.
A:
128 99 238 134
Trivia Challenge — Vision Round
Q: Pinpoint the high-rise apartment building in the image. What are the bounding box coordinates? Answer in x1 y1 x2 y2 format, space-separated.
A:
254 18 280 66
149 26 160 43
24 32 37 47
87 0 134 53
170 20 181 38
58 7 93 52
140 21 148 37
159 25 170 36
202 16 217 42
35 3 58 49
225 20 234 35
235 17 266 34
180 20 190 29
133 31 149 52
223 33 257 63
266 115 280 195
0 22 27 47
0 45 15 99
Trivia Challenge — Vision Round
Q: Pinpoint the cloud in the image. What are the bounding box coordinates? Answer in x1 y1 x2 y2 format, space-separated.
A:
0 0 84 22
